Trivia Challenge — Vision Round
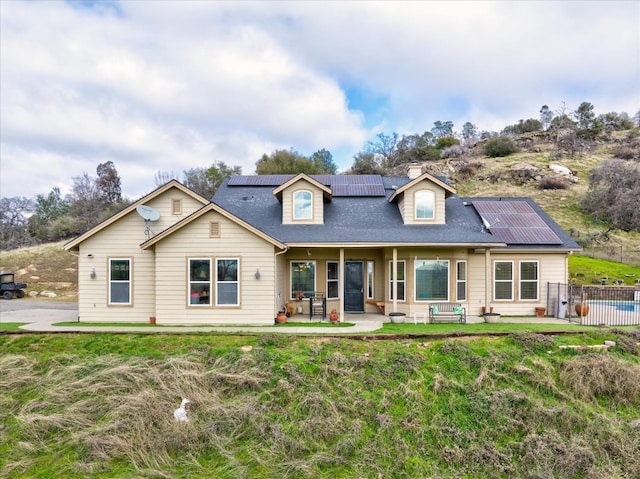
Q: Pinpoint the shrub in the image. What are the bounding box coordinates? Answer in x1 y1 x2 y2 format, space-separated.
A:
435 136 460 150
483 136 519 157
440 144 466 159
457 161 483 179
538 177 568 190
582 159 640 232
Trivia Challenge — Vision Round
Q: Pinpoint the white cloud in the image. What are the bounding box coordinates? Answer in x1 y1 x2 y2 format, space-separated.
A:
1 0 638 200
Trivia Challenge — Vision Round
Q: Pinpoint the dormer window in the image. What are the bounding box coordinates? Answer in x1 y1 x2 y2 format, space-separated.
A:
293 190 313 220
415 190 435 220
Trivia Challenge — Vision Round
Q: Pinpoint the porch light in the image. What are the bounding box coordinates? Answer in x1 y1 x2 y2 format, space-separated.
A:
255 268 261 280
90 268 96 279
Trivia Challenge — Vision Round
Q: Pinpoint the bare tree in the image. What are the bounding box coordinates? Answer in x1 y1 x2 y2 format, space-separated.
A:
0 196 34 250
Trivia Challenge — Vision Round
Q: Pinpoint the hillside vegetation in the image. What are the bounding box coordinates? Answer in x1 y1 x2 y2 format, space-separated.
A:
1 331 639 478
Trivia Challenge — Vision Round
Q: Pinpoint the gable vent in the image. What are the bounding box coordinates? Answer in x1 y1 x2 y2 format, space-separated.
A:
171 199 182 215
209 221 220 238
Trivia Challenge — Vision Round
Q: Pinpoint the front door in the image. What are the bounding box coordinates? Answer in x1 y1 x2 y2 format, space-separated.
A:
345 261 364 312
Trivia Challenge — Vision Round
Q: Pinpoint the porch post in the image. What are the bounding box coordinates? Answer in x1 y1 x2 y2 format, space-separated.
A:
485 249 492 314
339 248 345 322
392 247 398 313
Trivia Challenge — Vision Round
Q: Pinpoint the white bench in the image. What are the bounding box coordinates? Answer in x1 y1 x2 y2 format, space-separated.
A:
428 303 466 324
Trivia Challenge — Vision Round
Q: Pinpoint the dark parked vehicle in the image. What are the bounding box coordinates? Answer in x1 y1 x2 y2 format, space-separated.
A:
1 273 27 300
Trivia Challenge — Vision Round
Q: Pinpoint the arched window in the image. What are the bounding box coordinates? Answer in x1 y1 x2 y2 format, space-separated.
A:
415 190 434 219
293 190 312 220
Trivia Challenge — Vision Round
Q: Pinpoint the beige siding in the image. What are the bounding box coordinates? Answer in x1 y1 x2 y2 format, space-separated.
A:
378 248 568 318
399 181 446 225
154 210 276 324
76 188 205 323
467 253 488 316
488 251 568 316
281 180 324 224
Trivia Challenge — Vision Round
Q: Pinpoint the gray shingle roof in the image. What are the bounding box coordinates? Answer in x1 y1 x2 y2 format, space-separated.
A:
212 175 580 250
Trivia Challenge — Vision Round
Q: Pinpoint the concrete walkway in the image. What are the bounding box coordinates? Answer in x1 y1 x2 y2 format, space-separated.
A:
1 301 573 334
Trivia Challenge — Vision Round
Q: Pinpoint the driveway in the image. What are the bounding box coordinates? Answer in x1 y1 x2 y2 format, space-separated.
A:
0 300 385 333
0 299 78 324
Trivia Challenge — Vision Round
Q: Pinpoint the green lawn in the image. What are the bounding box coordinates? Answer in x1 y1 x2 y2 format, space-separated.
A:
569 254 640 285
1 330 639 479
0 322 26 332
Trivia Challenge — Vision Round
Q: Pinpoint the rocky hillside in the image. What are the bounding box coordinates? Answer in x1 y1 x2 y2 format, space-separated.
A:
420 130 640 265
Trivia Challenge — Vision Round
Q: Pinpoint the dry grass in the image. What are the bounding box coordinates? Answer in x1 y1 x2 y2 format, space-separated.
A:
559 353 640 404
1 353 268 476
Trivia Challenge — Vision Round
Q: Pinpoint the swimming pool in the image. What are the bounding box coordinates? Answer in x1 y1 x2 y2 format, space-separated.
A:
588 300 640 312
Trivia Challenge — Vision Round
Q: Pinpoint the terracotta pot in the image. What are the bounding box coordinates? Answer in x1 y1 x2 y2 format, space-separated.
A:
329 310 339 323
149 316 156 325
276 312 287 324
534 307 546 318
481 306 494 314
575 303 589 316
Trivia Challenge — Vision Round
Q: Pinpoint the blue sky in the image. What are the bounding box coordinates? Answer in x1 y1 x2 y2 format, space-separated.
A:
1 0 639 200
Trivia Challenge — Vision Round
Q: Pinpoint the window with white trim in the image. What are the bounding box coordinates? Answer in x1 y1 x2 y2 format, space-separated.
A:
291 261 315 299
456 260 467 301
293 190 312 220
327 261 339 299
519 261 539 300
415 259 449 301
109 258 131 304
389 260 405 301
415 190 435 220
494 261 513 301
367 261 374 300
189 258 211 305
216 258 239 306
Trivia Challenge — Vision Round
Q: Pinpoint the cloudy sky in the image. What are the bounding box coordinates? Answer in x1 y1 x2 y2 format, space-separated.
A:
1 0 638 201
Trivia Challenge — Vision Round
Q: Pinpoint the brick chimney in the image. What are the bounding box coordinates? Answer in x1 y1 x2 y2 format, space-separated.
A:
407 163 422 179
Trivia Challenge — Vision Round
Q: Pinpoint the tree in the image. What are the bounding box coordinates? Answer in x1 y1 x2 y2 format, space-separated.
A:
582 159 640 232
183 167 214 199
0 196 33 250
68 172 105 233
96 161 122 205
395 133 439 163
27 187 70 242
502 119 542 135
597 112 635 132
574 102 603 139
154 170 178 187
310 149 338 174
365 133 399 168
348 152 384 175
255 149 315 175
461 122 478 145
540 105 553 131
431 121 454 139
205 161 242 193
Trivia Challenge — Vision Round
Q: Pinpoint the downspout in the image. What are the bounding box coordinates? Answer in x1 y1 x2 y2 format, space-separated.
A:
485 248 492 315
393 247 398 313
274 246 289 317
339 248 344 322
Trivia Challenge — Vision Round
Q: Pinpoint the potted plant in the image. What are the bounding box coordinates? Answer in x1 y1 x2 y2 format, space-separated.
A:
575 293 589 316
534 307 546 317
276 308 287 324
329 309 339 323
294 290 305 314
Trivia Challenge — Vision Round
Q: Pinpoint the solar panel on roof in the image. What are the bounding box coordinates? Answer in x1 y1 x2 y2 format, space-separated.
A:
472 200 563 245
227 175 386 196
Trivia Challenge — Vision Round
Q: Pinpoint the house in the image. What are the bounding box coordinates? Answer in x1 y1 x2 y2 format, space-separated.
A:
63 165 581 324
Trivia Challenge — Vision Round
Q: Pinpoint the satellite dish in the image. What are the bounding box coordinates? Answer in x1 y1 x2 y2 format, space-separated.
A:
136 205 160 222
